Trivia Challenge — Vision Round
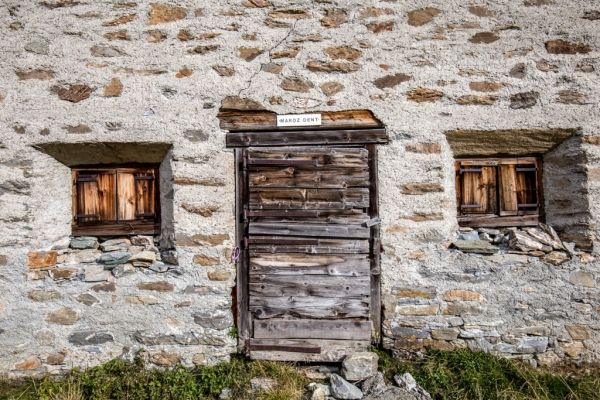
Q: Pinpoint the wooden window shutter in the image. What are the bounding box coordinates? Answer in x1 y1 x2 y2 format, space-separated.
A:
499 159 540 216
457 161 497 215
73 170 117 223
116 168 157 221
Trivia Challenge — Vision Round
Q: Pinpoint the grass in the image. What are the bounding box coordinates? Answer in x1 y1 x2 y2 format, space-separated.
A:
0 355 311 400
372 347 600 400
2 349 600 400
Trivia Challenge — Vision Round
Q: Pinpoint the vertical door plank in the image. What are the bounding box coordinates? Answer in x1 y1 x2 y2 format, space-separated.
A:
367 144 381 345
236 149 250 349
117 172 136 220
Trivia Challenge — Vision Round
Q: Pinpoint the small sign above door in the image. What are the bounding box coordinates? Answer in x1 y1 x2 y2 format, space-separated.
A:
277 114 322 127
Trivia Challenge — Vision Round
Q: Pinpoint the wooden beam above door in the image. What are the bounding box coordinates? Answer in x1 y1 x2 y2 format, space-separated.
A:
218 110 383 132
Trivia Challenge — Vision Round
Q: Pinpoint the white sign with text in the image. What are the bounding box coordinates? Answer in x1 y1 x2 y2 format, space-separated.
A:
276 114 322 127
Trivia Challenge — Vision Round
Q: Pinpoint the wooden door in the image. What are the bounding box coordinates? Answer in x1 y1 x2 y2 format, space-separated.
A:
236 146 380 361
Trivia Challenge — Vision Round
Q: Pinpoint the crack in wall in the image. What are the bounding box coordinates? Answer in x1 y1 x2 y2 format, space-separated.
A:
238 20 299 98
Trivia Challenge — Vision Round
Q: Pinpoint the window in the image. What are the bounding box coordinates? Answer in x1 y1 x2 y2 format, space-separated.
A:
455 157 543 227
71 165 160 236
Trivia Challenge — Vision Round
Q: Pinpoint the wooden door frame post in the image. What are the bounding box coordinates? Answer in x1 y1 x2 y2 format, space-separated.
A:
367 144 382 344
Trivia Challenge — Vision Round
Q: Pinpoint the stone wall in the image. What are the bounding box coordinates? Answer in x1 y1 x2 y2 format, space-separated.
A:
1 0 599 376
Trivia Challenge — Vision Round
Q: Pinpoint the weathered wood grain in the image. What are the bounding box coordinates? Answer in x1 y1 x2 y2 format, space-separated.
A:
219 110 383 132
248 339 370 361
249 210 370 225
71 222 160 236
253 320 372 340
249 253 370 276
250 275 370 297
367 144 381 344
248 147 368 168
250 296 370 319
250 188 369 209
249 222 370 239
249 237 369 254
249 167 369 188
227 129 388 147
235 149 250 348
457 214 540 227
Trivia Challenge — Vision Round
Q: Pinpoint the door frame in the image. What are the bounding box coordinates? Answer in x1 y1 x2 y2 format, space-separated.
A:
223 110 387 354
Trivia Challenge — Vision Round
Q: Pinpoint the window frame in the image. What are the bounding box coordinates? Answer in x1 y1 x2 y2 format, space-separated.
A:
455 157 544 228
71 164 161 236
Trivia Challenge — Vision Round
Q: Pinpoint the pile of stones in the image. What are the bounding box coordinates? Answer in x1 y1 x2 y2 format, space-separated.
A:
451 223 576 265
306 353 431 400
53 235 180 281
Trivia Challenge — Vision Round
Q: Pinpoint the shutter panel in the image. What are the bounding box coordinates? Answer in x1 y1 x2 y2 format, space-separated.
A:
116 168 157 221
74 170 117 223
134 169 157 220
459 162 497 214
117 171 136 220
499 159 539 216
499 164 518 216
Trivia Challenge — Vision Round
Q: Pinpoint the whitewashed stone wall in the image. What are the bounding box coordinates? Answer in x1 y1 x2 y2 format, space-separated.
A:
0 0 599 376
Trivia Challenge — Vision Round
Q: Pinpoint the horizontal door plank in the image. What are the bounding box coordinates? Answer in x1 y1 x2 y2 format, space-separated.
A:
227 128 388 147
249 222 370 239
247 148 368 168
220 110 383 132
250 253 370 276
250 275 370 297
250 211 370 225
250 296 370 319
249 237 369 254
248 339 371 362
250 188 369 210
249 167 368 188
253 320 372 340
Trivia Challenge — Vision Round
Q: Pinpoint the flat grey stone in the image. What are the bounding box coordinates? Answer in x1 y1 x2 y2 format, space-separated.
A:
330 374 363 399
149 262 169 272
70 236 99 249
458 230 480 241
250 377 277 392
342 352 378 381
69 330 113 346
478 228 500 235
84 265 109 282
452 240 499 255
25 41 49 55
361 372 386 396
392 327 429 339
516 336 548 354
161 250 179 265
363 387 421 400
467 338 494 352
394 373 417 391
98 251 132 265
193 310 234 330
112 264 136 278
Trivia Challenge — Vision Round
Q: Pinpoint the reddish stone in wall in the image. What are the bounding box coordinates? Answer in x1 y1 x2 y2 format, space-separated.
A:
26 251 57 268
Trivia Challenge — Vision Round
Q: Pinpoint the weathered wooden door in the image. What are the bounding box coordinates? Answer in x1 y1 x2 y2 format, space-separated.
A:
234 144 381 361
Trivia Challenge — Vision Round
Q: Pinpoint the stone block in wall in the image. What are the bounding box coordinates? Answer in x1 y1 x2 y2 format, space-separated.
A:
14 356 41 371
75 293 100 306
391 326 430 339
431 328 459 340
125 296 158 306
193 310 233 330
137 281 174 292
27 251 57 268
152 352 182 367
392 286 437 299
147 3 186 25
98 251 132 265
441 290 485 302
565 324 591 340
68 330 114 346
395 305 438 316
569 270 595 287
441 303 485 316
0 255 6 266
84 265 109 282
562 342 586 358
46 308 80 325
401 183 443 195
28 290 61 302
48 268 77 280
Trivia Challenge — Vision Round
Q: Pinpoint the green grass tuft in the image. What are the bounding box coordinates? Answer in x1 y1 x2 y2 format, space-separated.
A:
372 348 600 400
